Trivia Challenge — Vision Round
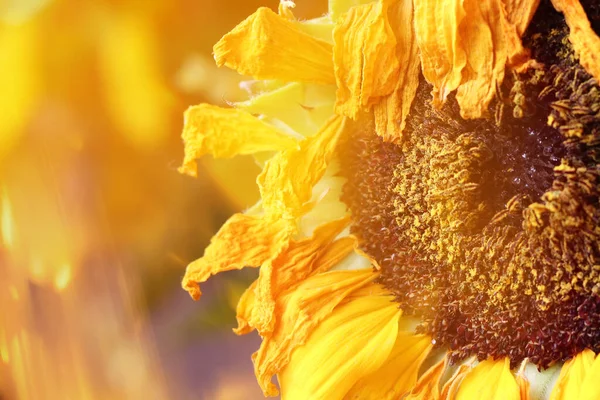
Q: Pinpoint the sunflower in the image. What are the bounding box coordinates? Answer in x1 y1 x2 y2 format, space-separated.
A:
179 0 600 398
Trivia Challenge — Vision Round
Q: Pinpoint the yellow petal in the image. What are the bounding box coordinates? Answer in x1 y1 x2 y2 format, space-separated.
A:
279 294 401 400
414 0 533 118
405 356 448 400
258 115 346 220
373 0 420 142
456 358 520 400
551 0 600 82
234 219 355 337
251 217 351 334
236 82 336 137
333 0 399 120
550 349 596 400
182 213 293 300
255 268 378 396
440 362 472 400
454 0 508 119
414 0 466 108
345 331 433 399
214 7 335 84
179 104 298 177
233 279 257 335
504 0 540 36
580 352 600 400
298 174 348 236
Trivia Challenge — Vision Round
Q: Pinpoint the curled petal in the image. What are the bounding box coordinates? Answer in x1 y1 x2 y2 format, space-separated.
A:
233 279 257 335
250 217 351 334
373 0 420 142
258 115 346 220
333 0 400 119
182 214 293 300
551 0 600 82
214 7 335 84
414 0 535 118
179 104 297 177
504 0 541 36
405 356 448 400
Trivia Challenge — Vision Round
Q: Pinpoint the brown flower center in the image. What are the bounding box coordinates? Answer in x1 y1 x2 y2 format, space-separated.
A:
340 3 600 368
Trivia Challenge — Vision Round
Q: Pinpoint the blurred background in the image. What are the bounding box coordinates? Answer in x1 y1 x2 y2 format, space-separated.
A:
0 0 325 398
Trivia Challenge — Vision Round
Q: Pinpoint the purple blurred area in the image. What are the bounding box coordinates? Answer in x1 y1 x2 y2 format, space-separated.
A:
0 0 333 398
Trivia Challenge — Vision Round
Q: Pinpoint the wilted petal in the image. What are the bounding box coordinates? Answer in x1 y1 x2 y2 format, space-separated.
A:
250 217 351 334
181 213 293 300
503 0 541 36
414 0 467 108
214 7 335 84
373 0 420 142
415 0 534 119
551 0 600 82
405 356 448 400
179 104 298 177
258 115 346 220
333 0 399 120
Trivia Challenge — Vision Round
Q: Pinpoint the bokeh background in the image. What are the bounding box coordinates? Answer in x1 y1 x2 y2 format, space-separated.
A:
0 0 325 398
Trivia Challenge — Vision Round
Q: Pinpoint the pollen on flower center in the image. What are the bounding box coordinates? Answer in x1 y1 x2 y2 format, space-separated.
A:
340 6 600 369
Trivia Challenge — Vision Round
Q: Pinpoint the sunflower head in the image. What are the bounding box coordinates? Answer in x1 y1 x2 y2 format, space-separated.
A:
180 0 600 398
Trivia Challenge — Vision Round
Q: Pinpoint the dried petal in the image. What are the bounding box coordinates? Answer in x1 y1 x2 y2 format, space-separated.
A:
414 0 535 119
503 0 541 36
250 217 351 334
258 115 346 220
373 0 420 142
551 0 600 82
333 0 400 120
181 213 293 300
405 356 448 400
179 104 297 177
455 0 508 119
414 0 467 108
214 7 335 84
